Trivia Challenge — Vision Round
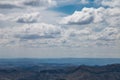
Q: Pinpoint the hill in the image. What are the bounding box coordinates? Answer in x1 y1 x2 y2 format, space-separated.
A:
0 64 120 80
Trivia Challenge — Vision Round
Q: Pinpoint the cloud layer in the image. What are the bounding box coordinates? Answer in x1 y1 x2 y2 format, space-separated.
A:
0 0 120 48
0 23 119 47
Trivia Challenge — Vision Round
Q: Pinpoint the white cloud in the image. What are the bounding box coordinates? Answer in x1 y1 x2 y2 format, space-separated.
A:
59 26 120 47
101 0 120 8
0 0 24 9
0 13 5 20
0 0 120 48
23 0 57 8
105 8 120 26
60 7 105 25
89 27 120 41
0 0 57 9
13 23 62 39
0 22 119 47
54 0 89 7
0 23 63 47
61 7 120 27
80 0 89 4
14 12 40 23
80 7 120 45
0 23 61 39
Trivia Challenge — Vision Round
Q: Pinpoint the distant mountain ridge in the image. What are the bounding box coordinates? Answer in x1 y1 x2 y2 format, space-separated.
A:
0 58 120 66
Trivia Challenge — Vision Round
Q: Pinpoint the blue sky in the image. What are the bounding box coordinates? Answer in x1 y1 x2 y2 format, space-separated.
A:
0 0 120 58
52 0 101 14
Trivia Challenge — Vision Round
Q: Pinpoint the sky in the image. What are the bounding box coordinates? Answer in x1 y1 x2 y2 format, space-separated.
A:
0 0 120 58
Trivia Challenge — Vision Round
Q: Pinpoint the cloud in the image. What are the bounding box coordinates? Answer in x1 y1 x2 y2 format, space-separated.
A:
80 0 89 4
16 34 55 40
0 1 23 9
0 9 63 25
0 23 63 47
60 7 105 25
89 27 120 41
0 0 120 48
101 0 120 8
23 0 57 8
14 23 62 39
105 8 120 26
15 12 40 23
58 26 120 47
98 27 119 41
54 0 89 7
0 0 57 10
0 22 119 47
0 13 5 20
0 3 20 9
61 6 120 27
62 28 91 40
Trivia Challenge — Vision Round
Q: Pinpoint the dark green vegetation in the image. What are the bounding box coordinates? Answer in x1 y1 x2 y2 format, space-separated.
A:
0 63 120 80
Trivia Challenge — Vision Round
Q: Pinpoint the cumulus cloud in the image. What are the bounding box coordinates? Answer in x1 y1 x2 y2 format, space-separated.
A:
15 12 40 23
0 13 5 20
0 23 63 47
80 0 89 4
54 0 89 7
23 0 57 8
13 23 62 40
0 0 23 9
0 0 57 9
105 8 120 26
89 27 120 41
98 27 119 41
0 23 61 40
0 3 20 9
60 7 105 25
101 0 120 8
60 27 120 47
61 7 120 27
62 28 91 40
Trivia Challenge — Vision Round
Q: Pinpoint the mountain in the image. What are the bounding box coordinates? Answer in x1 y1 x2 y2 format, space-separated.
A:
66 64 120 80
0 63 120 80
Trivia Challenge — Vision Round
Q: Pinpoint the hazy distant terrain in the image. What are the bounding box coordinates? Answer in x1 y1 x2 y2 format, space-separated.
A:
0 58 120 80
1 58 120 66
